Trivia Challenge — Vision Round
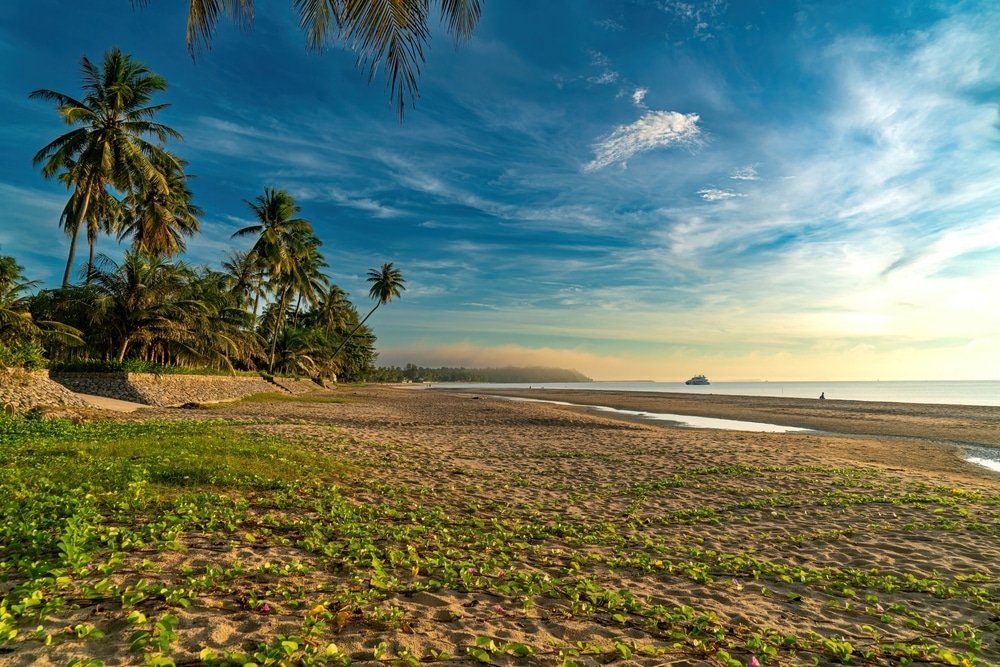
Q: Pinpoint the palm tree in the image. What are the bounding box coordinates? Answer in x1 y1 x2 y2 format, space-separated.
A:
57 164 125 280
0 256 39 345
31 48 181 286
131 0 482 119
119 156 202 258
308 284 353 333
87 252 204 362
181 268 263 370
0 257 82 365
222 249 264 313
330 262 405 359
233 188 319 371
233 188 313 280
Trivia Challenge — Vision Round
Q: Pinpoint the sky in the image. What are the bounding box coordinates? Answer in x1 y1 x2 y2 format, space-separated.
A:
1 1 999 381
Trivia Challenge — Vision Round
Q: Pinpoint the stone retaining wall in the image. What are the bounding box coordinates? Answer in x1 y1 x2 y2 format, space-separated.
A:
49 372 317 407
1 369 92 413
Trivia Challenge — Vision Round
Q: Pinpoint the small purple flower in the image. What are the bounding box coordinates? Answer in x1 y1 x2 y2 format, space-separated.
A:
494 605 505 615
749 657 761 667
260 603 271 614
467 567 477 575
875 603 884 613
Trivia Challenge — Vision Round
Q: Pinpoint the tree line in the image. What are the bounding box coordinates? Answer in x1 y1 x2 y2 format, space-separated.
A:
1 49 406 381
369 365 592 383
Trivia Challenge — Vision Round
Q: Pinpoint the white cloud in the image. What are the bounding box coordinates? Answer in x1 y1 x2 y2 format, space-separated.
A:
588 70 619 85
631 87 648 107
588 50 610 67
290 185 401 218
697 188 741 201
595 18 624 32
730 165 759 180
584 111 701 172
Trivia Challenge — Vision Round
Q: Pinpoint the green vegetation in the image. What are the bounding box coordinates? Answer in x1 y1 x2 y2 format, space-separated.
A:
48 360 261 376
369 364 593 383
4 49 406 382
1 406 996 666
30 47 191 287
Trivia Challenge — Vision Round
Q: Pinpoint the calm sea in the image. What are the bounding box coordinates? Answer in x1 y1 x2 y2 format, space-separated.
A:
432 380 1000 407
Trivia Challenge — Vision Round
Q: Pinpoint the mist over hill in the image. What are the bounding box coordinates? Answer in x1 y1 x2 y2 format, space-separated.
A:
370 364 592 383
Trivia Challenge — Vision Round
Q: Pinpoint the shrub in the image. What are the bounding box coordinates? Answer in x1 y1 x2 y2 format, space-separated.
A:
0 341 46 370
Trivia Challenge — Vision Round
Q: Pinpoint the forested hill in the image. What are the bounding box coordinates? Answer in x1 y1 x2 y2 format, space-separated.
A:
370 365 592 383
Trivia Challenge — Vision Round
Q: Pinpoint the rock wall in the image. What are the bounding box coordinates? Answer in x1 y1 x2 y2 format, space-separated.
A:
49 372 313 407
0 368 93 413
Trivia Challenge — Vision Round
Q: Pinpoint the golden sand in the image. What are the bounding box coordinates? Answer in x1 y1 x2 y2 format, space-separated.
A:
7 386 998 666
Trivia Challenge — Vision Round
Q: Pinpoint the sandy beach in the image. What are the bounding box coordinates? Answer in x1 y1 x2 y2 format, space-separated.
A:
4 386 998 666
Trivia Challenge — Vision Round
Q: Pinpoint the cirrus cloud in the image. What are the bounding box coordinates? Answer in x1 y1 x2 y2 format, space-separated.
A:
584 110 701 172
730 165 759 180
698 187 742 201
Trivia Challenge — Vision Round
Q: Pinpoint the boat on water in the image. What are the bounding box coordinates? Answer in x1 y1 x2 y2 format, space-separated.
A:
685 374 710 385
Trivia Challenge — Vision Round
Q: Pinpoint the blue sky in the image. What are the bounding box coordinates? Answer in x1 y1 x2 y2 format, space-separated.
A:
2 1 999 380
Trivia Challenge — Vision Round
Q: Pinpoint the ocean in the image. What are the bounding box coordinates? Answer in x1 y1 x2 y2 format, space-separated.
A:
432 380 1000 407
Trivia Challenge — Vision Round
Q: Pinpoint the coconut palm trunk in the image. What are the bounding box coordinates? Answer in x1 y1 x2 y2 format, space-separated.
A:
62 193 90 287
330 303 379 359
268 283 291 373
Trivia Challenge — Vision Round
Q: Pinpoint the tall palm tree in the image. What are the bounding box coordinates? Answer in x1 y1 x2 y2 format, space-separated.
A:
119 156 202 258
31 48 182 286
330 262 405 359
233 188 318 371
233 188 312 281
131 0 482 119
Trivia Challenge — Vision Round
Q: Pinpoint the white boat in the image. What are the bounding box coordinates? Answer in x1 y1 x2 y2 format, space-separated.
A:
685 374 710 385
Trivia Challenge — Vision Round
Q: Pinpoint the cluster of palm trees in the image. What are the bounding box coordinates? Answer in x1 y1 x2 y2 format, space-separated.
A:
1 47 406 380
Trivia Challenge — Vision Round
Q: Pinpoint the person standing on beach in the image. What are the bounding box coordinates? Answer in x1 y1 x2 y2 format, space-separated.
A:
819 392 826 399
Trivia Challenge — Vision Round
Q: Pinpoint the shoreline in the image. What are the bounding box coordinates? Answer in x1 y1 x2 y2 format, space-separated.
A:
436 387 1000 447
436 386 1000 477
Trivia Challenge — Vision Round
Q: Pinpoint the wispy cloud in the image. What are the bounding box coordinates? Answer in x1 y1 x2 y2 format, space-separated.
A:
587 70 619 85
290 185 401 218
730 165 759 181
595 18 624 32
584 111 701 172
697 188 741 201
660 0 728 41
631 87 648 107
586 49 619 85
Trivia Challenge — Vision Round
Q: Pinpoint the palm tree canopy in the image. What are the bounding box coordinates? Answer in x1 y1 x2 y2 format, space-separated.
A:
119 155 203 257
233 187 313 280
131 0 482 119
30 47 180 189
30 47 182 285
367 262 405 305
